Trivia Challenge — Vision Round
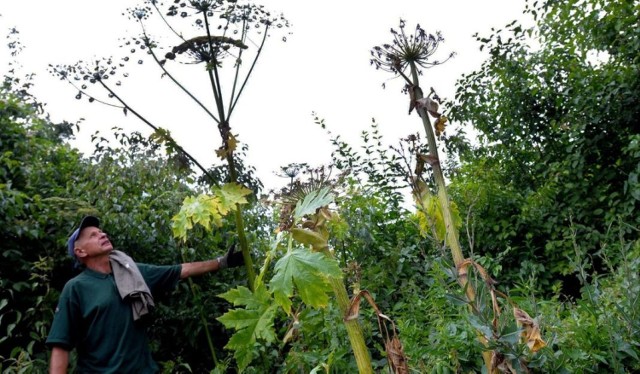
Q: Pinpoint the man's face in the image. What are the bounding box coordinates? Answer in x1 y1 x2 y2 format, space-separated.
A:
74 226 113 261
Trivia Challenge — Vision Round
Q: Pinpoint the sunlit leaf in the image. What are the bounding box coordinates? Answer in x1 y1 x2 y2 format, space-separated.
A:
171 183 251 241
214 182 252 215
215 147 227 159
171 194 222 241
215 134 238 160
227 133 238 153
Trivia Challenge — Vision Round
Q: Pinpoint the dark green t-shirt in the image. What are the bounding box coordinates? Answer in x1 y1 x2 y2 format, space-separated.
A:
46 263 182 373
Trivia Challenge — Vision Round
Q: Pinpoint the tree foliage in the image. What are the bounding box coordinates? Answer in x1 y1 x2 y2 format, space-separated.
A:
449 0 640 289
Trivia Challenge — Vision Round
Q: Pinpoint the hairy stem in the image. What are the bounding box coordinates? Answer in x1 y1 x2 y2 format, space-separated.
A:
408 61 489 369
200 11 256 291
322 249 373 374
408 62 468 286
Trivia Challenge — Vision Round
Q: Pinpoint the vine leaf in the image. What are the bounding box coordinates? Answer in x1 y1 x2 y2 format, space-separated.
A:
217 284 277 372
269 247 342 313
293 187 334 221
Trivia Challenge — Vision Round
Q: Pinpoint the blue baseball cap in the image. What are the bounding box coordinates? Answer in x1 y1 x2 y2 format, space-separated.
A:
67 216 100 258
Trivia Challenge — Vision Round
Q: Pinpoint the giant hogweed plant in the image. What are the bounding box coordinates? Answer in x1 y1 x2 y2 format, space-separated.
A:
171 183 379 372
371 20 547 373
49 0 291 290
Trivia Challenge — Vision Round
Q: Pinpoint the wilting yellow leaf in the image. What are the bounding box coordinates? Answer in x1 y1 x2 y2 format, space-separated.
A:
290 228 328 250
227 133 238 153
215 147 227 159
414 187 462 242
434 115 448 136
513 308 546 352
215 134 239 159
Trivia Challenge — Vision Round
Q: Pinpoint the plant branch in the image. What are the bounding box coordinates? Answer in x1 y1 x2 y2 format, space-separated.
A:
228 23 269 118
150 2 187 42
97 79 217 185
140 25 221 124
227 18 247 115
64 78 123 108
203 13 226 120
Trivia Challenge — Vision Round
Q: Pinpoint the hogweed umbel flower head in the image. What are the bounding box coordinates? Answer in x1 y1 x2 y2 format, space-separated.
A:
370 19 454 78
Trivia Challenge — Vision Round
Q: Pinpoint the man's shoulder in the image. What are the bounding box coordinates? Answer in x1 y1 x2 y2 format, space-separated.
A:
62 269 104 291
60 271 83 290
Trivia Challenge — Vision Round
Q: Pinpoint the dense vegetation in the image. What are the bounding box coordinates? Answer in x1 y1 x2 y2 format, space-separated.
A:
1 0 638 373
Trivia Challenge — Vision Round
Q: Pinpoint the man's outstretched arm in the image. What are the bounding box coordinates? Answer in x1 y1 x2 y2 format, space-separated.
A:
49 346 69 374
180 244 245 279
180 258 221 279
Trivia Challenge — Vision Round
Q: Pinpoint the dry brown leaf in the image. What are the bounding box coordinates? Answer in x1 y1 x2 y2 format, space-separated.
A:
346 291 410 374
415 97 441 117
513 308 546 352
408 85 417 115
386 335 410 374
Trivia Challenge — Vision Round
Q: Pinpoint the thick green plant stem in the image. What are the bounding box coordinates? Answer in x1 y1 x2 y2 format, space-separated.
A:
323 250 373 374
409 62 491 369
200 10 256 292
409 62 471 294
226 153 256 291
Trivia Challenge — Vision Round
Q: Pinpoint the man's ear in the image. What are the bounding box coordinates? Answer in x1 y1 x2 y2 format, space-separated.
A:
74 246 87 259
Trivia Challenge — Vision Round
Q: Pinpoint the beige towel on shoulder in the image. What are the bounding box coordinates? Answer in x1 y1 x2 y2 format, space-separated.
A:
109 250 155 321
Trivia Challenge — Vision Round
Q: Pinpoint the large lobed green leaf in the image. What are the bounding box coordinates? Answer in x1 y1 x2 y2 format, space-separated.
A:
269 247 342 313
217 284 277 372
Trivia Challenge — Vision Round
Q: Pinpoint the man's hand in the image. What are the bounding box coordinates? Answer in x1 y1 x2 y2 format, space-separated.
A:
217 244 245 270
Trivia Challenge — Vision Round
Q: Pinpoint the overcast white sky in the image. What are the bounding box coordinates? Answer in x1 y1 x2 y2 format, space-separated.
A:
1 0 527 191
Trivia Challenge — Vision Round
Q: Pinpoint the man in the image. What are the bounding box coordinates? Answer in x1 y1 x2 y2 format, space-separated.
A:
46 216 244 373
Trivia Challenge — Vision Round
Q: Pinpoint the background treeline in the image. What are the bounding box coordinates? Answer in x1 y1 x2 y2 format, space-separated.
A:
1 0 639 372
